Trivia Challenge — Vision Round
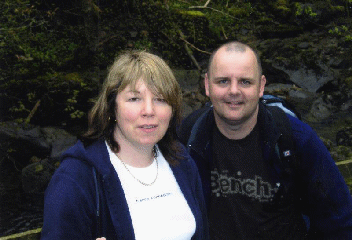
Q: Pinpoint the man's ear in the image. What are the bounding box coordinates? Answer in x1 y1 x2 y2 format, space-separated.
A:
259 75 266 97
204 73 210 97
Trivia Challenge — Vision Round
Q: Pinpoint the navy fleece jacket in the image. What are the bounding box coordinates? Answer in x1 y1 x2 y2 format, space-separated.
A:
41 139 209 240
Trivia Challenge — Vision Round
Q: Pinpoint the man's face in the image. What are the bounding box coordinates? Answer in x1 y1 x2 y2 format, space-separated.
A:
205 47 266 128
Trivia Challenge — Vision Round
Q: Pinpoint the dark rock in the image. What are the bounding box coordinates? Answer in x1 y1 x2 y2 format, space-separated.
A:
328 58 351 69
273 61 335 93
308 96 336 121
173 69 201 91
22 159 56 193
41 127 77 161
341 100 352 111
262 62 291 85
264 83 297 94
337 127 352 146
0 122 77 194
288 89 311 100
182 102 194 119
298 42 310 49
0 122 51 164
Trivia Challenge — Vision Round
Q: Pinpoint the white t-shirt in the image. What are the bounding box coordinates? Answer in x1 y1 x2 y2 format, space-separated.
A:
107 144 196 240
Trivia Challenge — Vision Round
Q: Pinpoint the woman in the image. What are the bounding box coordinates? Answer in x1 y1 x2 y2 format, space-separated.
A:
41 50 208 240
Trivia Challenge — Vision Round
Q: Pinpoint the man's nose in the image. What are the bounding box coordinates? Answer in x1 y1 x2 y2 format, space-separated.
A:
229 81 240 95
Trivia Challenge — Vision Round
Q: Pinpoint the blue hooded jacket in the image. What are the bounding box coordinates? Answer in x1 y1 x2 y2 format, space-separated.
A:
177 102 352 239
41 139 209 240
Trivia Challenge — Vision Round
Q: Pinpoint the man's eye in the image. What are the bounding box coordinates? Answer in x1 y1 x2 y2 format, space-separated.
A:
241 80 251 85
218 79 229 84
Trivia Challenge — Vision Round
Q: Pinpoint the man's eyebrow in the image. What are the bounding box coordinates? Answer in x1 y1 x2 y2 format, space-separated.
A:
213 76 229 80
239 77 254 81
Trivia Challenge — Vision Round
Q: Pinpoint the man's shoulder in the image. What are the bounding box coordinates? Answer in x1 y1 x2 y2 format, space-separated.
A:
285 114 314 137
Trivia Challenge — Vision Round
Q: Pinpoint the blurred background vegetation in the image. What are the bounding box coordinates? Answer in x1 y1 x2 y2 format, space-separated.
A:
1 0 351 132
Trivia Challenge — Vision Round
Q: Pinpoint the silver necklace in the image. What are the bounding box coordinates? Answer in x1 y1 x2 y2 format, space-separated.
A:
119 151 158 186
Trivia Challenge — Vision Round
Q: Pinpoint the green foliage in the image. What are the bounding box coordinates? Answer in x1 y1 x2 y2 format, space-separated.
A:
1 0 352 127
201 1 255 41
293 2 304 16
328 25 352 42
135 35 153 51
293 2 317 18
0 0 95 126
304 6 317 18
2 70 97 126
65 89 86 119
141 1 215 68
0 0 81 78
273 0 291 17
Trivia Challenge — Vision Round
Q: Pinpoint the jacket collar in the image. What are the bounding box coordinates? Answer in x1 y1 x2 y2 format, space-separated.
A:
187 106 215 158
258 101 281 146
187 102 282 158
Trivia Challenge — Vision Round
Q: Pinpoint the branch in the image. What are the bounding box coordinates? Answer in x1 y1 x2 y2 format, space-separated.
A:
178 30 201 71
221 25 228 40
179 36 211 55
190 0 211 8
25 99 41 124
203 0 211 8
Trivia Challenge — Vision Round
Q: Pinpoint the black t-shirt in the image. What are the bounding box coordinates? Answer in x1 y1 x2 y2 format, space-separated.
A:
209 124 307 240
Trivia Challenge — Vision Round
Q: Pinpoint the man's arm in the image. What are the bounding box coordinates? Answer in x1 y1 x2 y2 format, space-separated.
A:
290 116 352 239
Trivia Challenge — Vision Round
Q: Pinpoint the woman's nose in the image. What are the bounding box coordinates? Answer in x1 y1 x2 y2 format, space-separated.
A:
142 99 155 117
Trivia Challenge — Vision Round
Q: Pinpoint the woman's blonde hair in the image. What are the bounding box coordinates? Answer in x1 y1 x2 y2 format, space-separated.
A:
84 50 183 164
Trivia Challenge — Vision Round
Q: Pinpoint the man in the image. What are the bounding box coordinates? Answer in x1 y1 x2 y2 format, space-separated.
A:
178 41 352 239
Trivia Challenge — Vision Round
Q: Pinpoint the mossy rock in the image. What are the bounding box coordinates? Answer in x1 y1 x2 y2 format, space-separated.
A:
63 72 84 84
330 145 352 162
228 6 252 18
257 24 303 38
344 76 352 90
345 177 352 193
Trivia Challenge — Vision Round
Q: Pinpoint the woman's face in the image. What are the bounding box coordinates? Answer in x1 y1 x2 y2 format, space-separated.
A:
114 79 173 150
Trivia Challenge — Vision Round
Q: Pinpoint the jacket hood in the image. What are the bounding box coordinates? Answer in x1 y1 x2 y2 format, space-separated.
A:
61 139 113 177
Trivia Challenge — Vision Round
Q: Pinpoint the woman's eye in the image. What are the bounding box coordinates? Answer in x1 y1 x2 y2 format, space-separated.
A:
128 97 139 101
155 98 167 103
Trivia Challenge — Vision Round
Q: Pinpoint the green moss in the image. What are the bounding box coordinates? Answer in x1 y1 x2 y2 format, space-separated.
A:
257 17 274 24
331 5 345 12
345 177 352 192
335 146 352 158
64 72 83 83
228 7 250 18
179 10 205 17
344 76 352 89
35 164 44 172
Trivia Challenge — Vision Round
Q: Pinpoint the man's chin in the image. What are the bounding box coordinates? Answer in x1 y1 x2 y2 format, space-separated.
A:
220 114 244 125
